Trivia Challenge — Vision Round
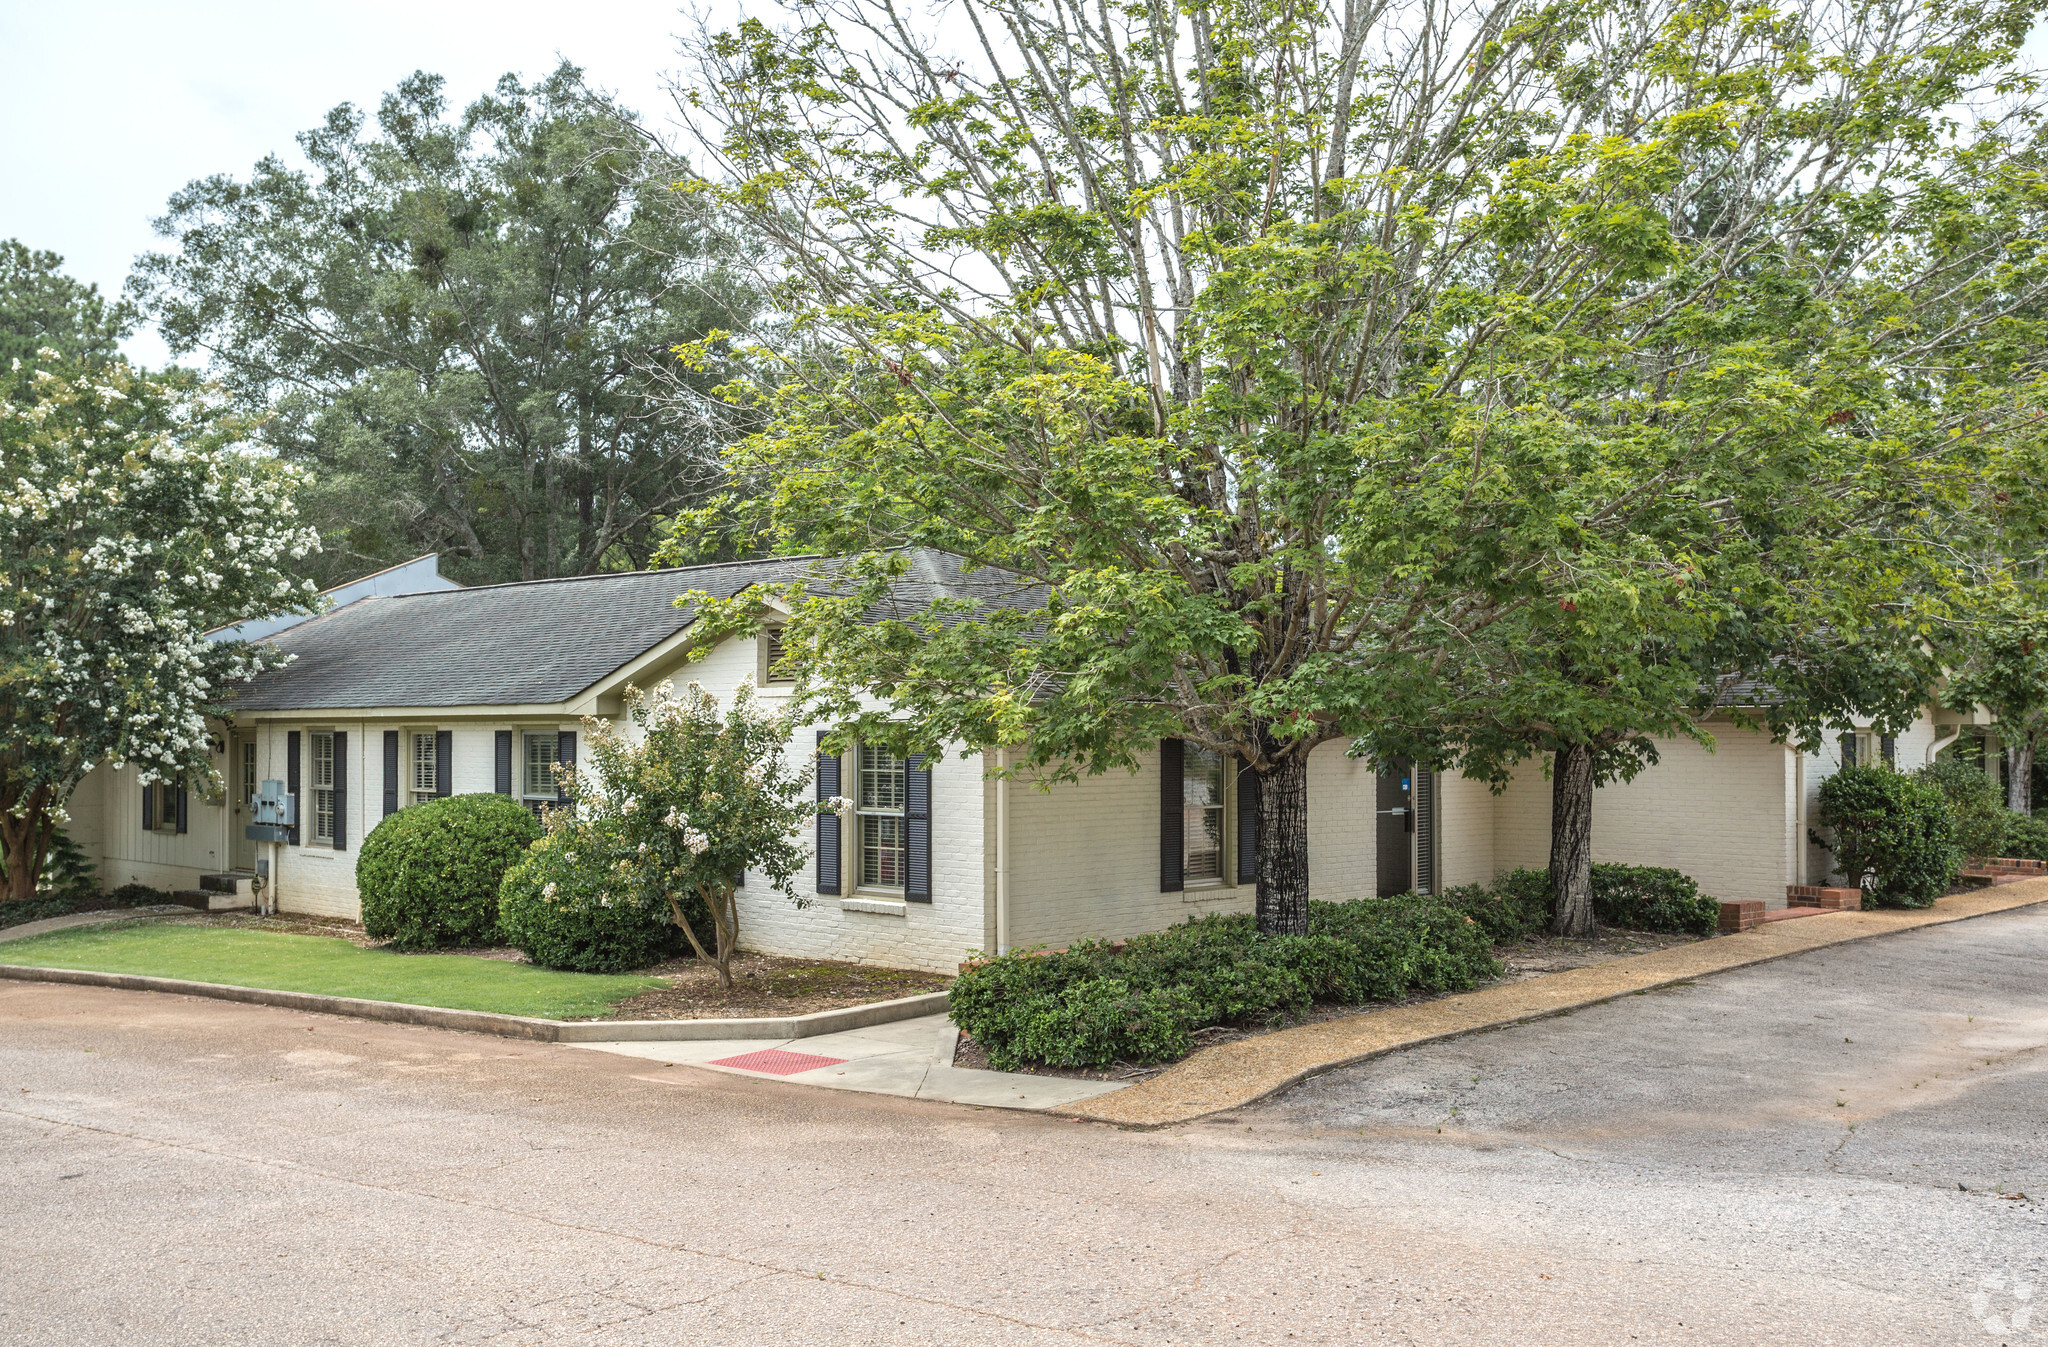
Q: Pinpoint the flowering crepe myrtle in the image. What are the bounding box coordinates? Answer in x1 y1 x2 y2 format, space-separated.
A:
561 678 822 988
0 353 318 901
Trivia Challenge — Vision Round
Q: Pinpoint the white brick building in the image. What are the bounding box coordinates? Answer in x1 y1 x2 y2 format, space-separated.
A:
66 551 1991 973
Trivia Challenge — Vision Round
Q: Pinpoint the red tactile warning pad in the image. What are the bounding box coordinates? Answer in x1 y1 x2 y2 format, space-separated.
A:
706 1048 847 1076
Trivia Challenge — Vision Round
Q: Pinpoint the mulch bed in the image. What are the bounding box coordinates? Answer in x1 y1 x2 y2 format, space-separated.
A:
603 951 950 1019
953 925 1713 1082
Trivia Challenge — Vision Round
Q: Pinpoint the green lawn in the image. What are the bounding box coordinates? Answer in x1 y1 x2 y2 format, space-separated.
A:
0 923 663 1019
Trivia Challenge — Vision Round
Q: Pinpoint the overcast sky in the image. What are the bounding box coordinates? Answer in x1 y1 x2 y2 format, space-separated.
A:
0 1 712 368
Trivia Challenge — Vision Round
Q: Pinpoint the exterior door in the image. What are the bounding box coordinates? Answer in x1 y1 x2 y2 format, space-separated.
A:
229 735 258 871
1376 760 1414 896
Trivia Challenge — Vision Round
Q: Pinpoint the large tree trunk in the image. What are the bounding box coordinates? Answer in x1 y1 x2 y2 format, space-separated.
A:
2008 740 2034 815
1255 751 1311 936
1550 743 1597 938
0 803 50 905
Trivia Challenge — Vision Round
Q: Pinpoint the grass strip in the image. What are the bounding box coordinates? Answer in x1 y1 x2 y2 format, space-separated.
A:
0 922 663 1020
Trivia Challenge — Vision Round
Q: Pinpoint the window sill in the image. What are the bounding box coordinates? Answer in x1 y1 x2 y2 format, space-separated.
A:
1181 883 1238 902
841 896 907 916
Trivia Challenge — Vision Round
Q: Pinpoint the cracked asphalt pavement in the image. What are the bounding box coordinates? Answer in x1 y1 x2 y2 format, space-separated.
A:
3 906 2045 1345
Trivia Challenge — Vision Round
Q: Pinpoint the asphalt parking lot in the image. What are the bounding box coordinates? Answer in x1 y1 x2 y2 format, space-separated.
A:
3 905 2043 1345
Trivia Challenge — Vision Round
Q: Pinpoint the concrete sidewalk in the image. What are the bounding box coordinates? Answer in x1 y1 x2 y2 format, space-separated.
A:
1058 878 2048 1128
571 1012 1128 1112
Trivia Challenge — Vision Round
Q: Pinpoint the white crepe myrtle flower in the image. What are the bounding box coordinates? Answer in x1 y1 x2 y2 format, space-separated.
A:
542 882 558 899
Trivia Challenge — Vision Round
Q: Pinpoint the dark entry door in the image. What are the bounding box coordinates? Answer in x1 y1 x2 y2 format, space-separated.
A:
1376 760 1414 896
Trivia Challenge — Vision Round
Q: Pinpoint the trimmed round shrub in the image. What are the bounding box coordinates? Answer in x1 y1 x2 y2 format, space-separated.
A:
497 823 699 973
1815 764 1959 909
356 794 540 949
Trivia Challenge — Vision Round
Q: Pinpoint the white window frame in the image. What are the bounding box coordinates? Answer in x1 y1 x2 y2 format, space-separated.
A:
410 730 440 807
310 730 336 846
1182 745 1231 889
852 742 908 892
521 731 560 816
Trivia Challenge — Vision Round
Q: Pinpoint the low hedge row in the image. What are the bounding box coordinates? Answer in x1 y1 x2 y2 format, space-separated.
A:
1439 864 1720 939
950 898 1501 1070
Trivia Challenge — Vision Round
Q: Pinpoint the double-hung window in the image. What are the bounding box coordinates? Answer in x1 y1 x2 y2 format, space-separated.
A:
411 732 439 806
310 731 336 845
240 742 258 815
855 744 907 890
1182 746 1227 886
522 732 560 817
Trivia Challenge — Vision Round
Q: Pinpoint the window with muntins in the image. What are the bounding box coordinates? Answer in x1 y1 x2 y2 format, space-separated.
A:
411 732 438 805
311 732 336 844
856 744 907 889
1183 746 1226 885
522 733 559 815
240 742 258 812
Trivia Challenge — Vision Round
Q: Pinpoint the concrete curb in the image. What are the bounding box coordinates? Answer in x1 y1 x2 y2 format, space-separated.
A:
0 963 950 1043
1053 879 2048 1129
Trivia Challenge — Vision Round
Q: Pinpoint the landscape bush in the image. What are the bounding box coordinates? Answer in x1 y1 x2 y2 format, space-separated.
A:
1589 864 1722 936
356 794 540 949
1448 865 1718 937
497 820 702 974
2002 811 2048 861
1916 757 2009 859
1443 872 1550 941
1813 764 1959 909
950 898 1501 1070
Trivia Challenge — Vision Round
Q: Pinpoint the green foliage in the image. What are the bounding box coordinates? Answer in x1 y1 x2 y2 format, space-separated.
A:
1944 603 2048 812
0 241 133 395
356 794 540 950
2002 812 2048 861
1589 865 1722 937
106 882 172 906
678 0 2036 940
497 820 698 973
1814 766 1960 909
1917 757 2009 859
568 680 818 982
1 357 316 901
131 65 759 587
950 899 1501 1070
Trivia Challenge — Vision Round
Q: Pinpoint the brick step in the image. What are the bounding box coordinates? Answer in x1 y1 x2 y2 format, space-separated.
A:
1763 906 1829 923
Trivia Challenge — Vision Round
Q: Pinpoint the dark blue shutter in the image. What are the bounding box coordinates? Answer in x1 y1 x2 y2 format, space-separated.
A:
142 783 154 832
905 753 932 903
1160 738 1185 893
1840 732 1857 768
286 731 302 845
1881 734 1897 767
175 782 189 835
556 730 577 804
1236 759 1258 886
495 730 513 795
331 731 348 850
816 732 842 896
383 731 400 817
435 730 452 798
1415 766 1437 895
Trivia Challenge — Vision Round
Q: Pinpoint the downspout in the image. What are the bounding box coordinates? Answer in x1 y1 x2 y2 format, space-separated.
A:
1926 721 1959 767
995 746 1010 957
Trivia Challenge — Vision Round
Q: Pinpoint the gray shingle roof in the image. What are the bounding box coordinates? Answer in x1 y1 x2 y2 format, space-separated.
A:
228 555 826 711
